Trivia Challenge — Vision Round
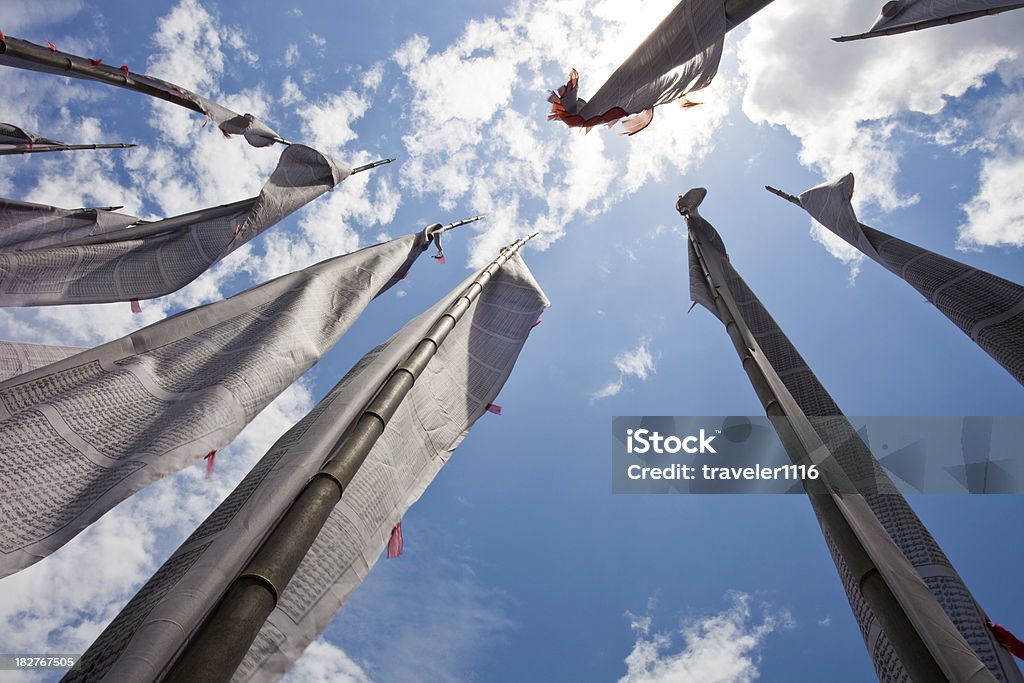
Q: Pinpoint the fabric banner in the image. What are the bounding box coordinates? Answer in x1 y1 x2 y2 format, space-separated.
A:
0 197 139 252
548 0 725 134
686 193 1022 682
0 144 349 306
0 36 282 147
67 253 548 683
0 231 430 579
799 173 1024 386
836 0 1024 40
0 122 61 150
0 340 82 383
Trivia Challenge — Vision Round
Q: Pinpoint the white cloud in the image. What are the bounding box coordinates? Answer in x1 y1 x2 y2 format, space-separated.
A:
620 593 793 683
615 340 656 381
957 88 1024 250
281 76 305 105
283 640 374 683
738 1 1023 213
284 43 301 68
593 378 625 400
593 338 656 400
310 33 327 53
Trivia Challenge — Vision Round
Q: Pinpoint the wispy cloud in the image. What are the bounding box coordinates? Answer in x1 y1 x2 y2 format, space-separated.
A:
620 593 793 683
593 338 657 400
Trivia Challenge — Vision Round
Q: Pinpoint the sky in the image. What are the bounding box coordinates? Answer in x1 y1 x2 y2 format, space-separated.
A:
0 0 1023 681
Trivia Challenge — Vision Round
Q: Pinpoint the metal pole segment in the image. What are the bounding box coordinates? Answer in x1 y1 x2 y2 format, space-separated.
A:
163 231 538 683
351 158 396 174
832 3 1024 41
764 185 802 207
723 0 776 29
0 142 136 156
434 215 484 233
53 197 260 249
688 222 994 683
0 37 208 115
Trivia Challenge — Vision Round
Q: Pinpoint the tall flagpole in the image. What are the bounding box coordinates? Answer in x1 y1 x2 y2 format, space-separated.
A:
685 190 1000 682
766 180 1024 387
164 232 539 683
0 142 136 156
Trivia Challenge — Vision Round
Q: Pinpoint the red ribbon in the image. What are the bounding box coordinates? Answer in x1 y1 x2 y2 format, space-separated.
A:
204 450 216 479
486 403 503 415
988 618 1024 660
46 39 57 52
386 521 403 559
130 299 142 314
531 319 542 329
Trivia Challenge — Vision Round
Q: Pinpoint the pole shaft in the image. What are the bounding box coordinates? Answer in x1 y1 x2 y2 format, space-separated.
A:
164 233 538 683
0 143 135 156
688 229 954 683
764 185 803 207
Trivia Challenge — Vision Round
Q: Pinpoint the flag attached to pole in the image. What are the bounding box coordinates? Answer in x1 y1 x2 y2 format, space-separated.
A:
686 187 1023 682
789 172 1024 387
834 0 1024 42
70 250 548 683
0 229 433 579
0 35 284 146
547 0 726 134
0 145 373 306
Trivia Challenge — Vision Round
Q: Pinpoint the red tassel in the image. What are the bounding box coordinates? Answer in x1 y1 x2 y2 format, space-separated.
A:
687 301 698 314
88 58 102 66
130 299 142 314
436 255 446 265
401 272 408 280
387 521 403 559
486 403 502 415
204 450 216 479
531 319 542 329
46 39 58 52
988 618 1024 660
120 64 130 76
0 30 6 42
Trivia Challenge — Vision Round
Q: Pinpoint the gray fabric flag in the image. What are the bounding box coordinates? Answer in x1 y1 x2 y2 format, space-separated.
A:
687 194 1021 682
0 340 83 383
0 197 139 252
799 172 1024 386
0 144 349 306
0 230 432 579
0 122 62 149
0 36 282 147
836 0 1024 40
548 0 725 134
66 252 548 683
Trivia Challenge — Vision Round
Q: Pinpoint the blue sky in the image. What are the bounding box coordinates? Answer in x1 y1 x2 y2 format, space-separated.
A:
0 0 1023 681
